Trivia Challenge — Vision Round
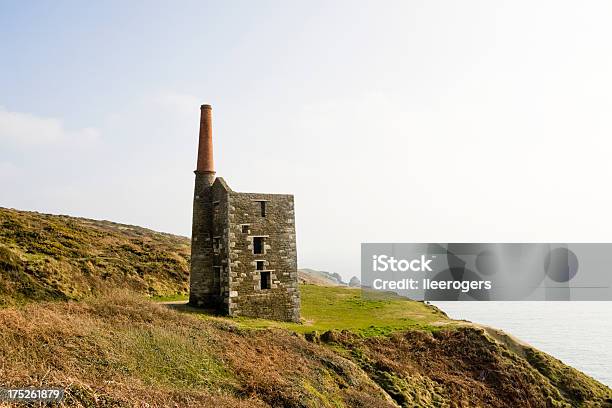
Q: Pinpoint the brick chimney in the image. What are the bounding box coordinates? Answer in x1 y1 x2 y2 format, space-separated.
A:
196 104 215 174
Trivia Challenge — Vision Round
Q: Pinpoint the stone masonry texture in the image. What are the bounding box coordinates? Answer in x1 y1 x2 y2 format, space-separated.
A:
189 176 300 322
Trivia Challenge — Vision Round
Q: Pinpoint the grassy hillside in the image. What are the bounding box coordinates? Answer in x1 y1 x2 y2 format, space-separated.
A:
0 207 610 407
0 291 609 407
227 285 450 336
298 268 346 286
0 207 190 305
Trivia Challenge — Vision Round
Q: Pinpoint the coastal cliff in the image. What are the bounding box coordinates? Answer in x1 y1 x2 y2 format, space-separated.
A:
0 207 610 407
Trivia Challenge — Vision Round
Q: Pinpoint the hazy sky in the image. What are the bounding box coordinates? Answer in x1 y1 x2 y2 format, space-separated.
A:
2 1 612 280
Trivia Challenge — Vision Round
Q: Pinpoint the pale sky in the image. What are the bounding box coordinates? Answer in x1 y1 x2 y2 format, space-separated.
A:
2 1 612 280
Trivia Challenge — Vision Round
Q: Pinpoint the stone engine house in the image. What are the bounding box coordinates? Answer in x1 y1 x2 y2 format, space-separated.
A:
189 104 300 322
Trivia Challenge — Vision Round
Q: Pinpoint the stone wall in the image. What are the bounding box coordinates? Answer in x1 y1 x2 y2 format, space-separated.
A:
226 191 300 322
211 178 230 314
190 176 300 322
188 172 216 307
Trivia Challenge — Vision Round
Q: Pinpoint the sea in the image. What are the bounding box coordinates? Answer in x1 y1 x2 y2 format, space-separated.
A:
432 301 612 387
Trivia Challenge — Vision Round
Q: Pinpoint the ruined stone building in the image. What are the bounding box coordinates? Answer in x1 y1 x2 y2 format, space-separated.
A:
189 104 300 322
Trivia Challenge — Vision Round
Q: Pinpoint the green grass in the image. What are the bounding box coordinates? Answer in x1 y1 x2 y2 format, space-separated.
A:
115 325 235 390
0 207 191 304
151 293 190 302
230 284 452 336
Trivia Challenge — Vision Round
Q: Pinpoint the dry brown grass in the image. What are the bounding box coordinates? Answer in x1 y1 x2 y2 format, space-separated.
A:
0 291 610 407
0 292 392 407
324 328 612 407
0 292 248 407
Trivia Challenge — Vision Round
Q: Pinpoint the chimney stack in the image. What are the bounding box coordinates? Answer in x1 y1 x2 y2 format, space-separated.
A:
196 104 215 173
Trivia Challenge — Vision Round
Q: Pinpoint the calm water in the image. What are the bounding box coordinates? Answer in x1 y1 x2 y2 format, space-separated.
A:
433 302 612 387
